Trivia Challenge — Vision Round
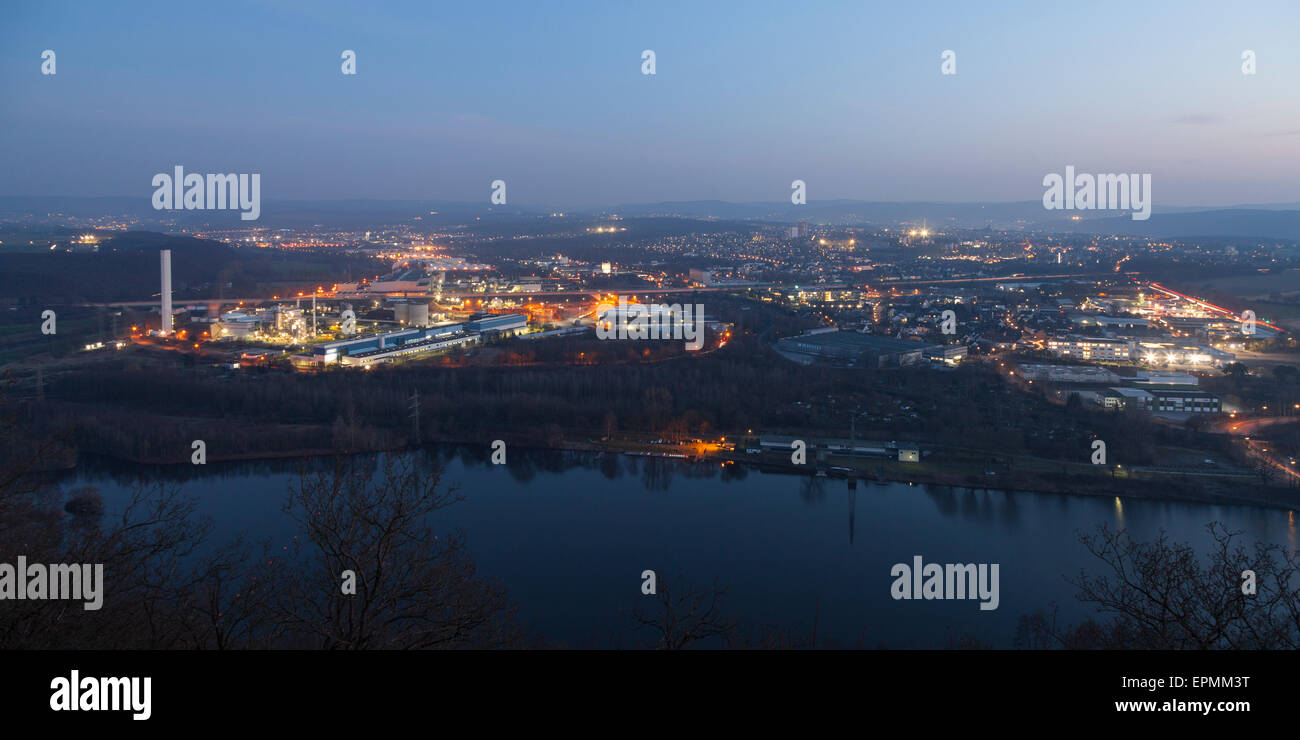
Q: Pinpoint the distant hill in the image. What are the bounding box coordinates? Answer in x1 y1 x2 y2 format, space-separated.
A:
598 199 1059 228
0 197 543 230
0 231 376 303
1033 209 1300 241
3 196 1299 241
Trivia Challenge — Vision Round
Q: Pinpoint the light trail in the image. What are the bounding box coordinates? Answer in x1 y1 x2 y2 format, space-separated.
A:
1147 282 1284 332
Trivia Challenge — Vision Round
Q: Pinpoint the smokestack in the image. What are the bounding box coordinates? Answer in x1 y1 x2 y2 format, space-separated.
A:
160 249 172 335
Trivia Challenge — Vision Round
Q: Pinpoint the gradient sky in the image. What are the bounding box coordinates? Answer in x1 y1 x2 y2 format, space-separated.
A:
2 0 1299 207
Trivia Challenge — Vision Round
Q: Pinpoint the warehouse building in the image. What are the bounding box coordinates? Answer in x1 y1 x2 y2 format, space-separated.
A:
339 332 478 367
466 313 528 337
1101 387 1221 413
306 323 469 366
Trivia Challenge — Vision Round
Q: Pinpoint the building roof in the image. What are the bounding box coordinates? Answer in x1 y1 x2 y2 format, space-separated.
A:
1107 387 1153 398
784 330 934 353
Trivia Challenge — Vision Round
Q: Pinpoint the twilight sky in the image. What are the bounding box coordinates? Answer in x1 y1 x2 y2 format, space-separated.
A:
2 0 1299 208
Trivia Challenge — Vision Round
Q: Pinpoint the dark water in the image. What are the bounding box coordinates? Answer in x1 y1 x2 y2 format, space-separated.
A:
64 449 1298 648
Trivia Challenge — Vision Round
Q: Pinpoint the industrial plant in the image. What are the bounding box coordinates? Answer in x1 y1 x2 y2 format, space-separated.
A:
135 249 532 369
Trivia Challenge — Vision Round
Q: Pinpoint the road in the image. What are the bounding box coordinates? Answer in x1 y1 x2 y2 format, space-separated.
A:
1217 415 1300 482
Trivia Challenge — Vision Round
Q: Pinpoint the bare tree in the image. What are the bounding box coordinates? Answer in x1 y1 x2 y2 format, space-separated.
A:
0 476 212 650
174 536 282 649
0 380 211 648
270 453 520 649
631 573 739 649
1017 523 1300 649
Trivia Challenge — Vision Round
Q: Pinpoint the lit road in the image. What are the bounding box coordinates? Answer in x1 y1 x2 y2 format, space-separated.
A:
1218 415 1300 482
1146 282 1286 333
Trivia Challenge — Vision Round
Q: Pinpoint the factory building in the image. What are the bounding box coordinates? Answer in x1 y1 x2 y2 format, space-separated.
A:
1149 389 1221 413
213 311 260 339
308 323 468 366
1133 342 1234 367
212 306 306 339
339 332 478 367
1101 387 1221 414
922 344 967 364
1045 336 1134 362
275 307 306 334
521 325 590 340
465 313 527 337
1129 370 1199 387
1019 364 1122 384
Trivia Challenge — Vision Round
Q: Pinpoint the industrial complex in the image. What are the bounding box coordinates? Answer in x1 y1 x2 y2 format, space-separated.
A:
146 248 531 369
292 313 527 368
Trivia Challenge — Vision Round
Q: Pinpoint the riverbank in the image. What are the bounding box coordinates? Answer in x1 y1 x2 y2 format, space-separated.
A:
34 428 1300 512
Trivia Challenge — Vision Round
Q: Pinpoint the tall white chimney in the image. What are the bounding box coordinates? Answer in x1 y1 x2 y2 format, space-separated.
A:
160 249 173 335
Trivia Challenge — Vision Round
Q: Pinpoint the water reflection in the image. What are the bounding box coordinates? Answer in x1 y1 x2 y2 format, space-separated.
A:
847 487 856 545
1289 510 1297 554
799 475 826 505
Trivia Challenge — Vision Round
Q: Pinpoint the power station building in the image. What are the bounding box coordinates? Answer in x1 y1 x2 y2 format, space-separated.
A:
298 314 526 368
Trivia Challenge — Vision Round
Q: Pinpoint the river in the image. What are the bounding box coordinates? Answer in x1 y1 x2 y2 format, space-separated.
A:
63 448 1298 648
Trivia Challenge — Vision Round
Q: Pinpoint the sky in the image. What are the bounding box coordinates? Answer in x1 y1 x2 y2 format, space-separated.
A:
2 0 1299 208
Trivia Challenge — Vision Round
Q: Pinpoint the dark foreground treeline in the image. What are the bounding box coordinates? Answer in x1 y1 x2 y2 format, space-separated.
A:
17 327 1236 472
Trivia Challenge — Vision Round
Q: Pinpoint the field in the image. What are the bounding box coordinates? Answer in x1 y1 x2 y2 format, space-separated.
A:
1190 269 1300 299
